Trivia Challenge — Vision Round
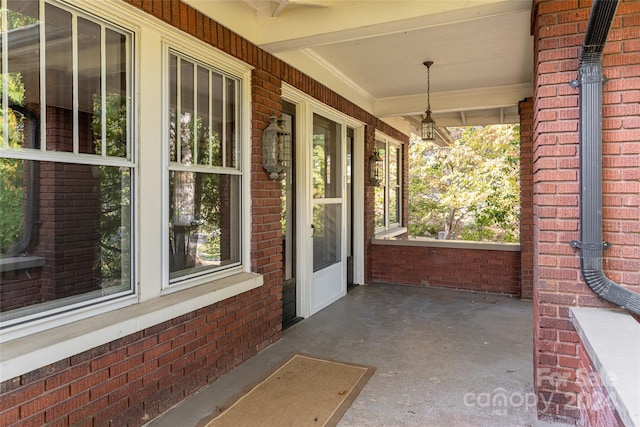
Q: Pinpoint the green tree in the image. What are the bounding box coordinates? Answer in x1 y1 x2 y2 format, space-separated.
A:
0 73 27 255
408 125 520 242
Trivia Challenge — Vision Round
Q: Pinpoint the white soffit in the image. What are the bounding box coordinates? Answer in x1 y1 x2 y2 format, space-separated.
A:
184 0 533 124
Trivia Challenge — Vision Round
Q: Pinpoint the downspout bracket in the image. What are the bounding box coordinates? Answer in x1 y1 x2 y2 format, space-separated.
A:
570 240 611 250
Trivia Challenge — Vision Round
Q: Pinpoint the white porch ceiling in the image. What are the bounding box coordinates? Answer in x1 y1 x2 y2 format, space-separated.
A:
185 0 534 134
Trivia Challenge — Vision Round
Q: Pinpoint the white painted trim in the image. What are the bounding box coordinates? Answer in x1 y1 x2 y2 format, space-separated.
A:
373 130 404 233
352 125 365 285
0 273 263 382
159 43 252 292
281 83 366 316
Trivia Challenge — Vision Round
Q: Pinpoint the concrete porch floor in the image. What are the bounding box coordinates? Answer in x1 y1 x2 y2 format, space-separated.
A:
148 283 572 427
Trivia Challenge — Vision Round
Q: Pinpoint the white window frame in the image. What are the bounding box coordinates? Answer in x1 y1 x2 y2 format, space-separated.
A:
161 47 246 292
374 130 403 236
0 0 259 380
0 0 137 335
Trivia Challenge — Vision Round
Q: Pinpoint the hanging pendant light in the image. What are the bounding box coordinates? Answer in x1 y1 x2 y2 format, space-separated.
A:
421 61 436 142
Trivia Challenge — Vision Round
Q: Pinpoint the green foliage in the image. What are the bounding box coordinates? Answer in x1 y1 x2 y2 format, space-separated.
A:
92 93 131 283
0 73 27 255
408 125 520 242
0 158 24 254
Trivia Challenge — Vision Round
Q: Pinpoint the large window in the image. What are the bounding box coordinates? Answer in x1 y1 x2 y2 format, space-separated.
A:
0 0 134 325
374 134 402 233
166 50 242 285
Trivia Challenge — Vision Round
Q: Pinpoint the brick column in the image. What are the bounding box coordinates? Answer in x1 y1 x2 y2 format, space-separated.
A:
532 0 640 424
519 97 534 300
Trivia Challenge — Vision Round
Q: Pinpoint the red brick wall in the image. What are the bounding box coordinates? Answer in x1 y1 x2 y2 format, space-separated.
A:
519 98 535 300
370 244 521 295
0 1 411 426
531 0 640 423
0 291 278 426
575 341 624 427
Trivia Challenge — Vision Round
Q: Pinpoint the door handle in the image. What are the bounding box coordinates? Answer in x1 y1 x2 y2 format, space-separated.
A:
311 224 315 238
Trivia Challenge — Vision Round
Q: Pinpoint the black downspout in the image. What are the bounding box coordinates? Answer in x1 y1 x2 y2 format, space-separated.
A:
570 0 640 315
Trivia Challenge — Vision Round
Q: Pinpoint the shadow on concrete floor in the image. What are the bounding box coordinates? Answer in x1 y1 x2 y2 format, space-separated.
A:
148 283 573 427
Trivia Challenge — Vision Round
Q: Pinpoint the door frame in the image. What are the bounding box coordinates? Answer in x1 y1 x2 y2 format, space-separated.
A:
282 84 364 318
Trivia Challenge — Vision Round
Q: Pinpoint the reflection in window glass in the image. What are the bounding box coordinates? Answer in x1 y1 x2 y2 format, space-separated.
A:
1 1 134 324
312 114 341 199
169 172 240 280
374 142 386 229
167 51 243 284
105 29 129 157
389 146 399 224
45 4 72 153
312 203 342 272
0 161 133 322
374 138 402 232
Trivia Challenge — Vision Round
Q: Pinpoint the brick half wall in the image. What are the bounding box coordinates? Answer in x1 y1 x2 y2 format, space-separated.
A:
371 242 521 295
0 287 279 426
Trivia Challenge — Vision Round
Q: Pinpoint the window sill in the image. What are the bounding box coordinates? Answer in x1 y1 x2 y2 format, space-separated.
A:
570 307 640 427
0 272 263 382
374 227 407 239
372 236 521 252
0 256 45 273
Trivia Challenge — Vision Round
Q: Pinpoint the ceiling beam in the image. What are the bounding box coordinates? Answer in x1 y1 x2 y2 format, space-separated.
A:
374 83 532 117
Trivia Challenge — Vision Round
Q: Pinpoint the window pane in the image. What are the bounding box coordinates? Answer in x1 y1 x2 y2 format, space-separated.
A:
0 161 133 322
169 172 241 280
168 54 178 162
196 66 211 166
3 1 40 151
45 3 73 153
225 78 237 168
211 73 223 167
1 2 134 327
374 143 385 228
312 203 341 272
180 60 194 165
105 28 129 158
1 107 39 257
389 146 399 224
389 186 398 224
312 114 342 199
0 158 26 255
77 18 101 155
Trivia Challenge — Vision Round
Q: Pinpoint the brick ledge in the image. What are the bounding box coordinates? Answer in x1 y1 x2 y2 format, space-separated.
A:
571 307 640 427
373 236 521 252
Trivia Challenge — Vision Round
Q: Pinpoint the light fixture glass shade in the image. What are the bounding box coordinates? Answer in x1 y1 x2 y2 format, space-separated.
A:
369 149 383 186
421 109 436 141
276 118 291 171
262 115 291 180
262 115 283 180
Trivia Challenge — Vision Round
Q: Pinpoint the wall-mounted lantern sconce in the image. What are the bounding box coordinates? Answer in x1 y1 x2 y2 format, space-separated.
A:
262 114 291 180
369 149 383 187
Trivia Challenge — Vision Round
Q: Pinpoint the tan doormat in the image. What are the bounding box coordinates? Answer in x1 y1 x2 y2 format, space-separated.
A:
201 353 375 427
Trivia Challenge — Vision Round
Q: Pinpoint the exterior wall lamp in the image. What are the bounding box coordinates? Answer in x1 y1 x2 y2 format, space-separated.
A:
369 149 383 187
262 114 291 180
421 61 436 142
